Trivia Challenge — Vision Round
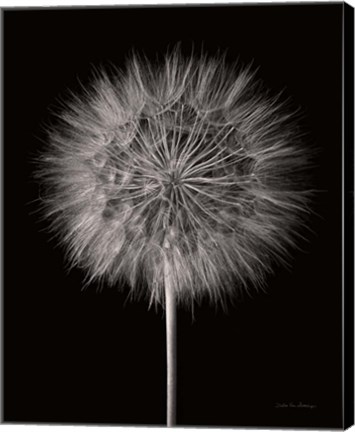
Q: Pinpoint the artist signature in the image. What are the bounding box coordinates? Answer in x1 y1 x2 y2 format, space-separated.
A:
275 402 317 409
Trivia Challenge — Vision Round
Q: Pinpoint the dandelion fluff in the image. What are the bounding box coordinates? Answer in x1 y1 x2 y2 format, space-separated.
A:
38 50 311 309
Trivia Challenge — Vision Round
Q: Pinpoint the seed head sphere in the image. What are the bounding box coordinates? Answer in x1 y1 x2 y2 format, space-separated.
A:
39 50 310 308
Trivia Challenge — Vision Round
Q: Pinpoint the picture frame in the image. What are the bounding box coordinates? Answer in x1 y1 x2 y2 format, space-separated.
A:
2 2 354 429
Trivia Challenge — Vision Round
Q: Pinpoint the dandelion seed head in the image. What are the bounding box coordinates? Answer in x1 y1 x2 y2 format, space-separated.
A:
38 49 312 307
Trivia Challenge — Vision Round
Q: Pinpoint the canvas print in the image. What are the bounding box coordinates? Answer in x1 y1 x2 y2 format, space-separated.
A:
2 2 353 429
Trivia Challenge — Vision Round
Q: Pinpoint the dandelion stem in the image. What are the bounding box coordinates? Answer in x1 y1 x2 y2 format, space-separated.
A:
164 254 177 427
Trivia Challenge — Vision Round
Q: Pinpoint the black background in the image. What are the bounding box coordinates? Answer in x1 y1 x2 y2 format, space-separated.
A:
3 3 343 428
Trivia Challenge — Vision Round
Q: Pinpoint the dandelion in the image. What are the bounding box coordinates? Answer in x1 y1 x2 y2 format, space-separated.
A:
37 48 311 426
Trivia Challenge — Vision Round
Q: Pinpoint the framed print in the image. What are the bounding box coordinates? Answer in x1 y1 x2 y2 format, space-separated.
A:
2 2 354 429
